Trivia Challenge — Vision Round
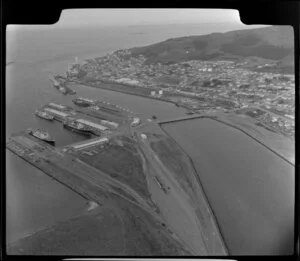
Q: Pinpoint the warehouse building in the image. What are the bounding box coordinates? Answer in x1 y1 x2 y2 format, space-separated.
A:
100 120 119 128
76 119 108 131
79 97 96 104
44 108 70 119
131 117 141 127
48 103 66 110
70 137 109 150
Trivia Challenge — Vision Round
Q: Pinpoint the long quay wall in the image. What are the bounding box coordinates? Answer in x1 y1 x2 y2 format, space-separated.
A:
6 143 107 206
158 114 216 124
159 116 294 166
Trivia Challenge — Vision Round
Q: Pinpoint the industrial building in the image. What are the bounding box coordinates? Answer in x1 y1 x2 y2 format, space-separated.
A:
131 117 141 127
48 103 66 110
76 119 108 131
44 108 70 119
69 137 109 150
79 97 96 104
100 120 119 128
141 133 147 140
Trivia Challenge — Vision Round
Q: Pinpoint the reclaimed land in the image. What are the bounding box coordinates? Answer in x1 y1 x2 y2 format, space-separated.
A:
69 79 237 113
159 112 294 165
67 135 151 201
215 113 295 165
135 122 228 254
6 133 190 255
69 79 178 105
6 135 109 205
7 197 190 255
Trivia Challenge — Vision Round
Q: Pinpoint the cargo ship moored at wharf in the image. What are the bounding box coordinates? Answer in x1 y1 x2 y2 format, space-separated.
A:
49 75 76 95
63 119 92 136
43 107 71 122
27 128 55 145
35 110 54 121
72 97 96 107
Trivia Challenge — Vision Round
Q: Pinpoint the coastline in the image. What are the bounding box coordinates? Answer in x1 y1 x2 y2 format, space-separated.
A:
146 123 230 255
159 115 294 166
158 115 294 255
146 123 229 254
71 79 294 164
69 79 181 106
210 117 295 166
7 204 97 247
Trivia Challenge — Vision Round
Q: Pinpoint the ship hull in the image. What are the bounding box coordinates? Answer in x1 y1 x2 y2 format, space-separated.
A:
72 100 90 107
63 124 92 136
28 133 55 146
35 113 54 121
68 89 76 95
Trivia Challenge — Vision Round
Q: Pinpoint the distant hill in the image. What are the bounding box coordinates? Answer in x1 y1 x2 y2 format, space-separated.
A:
130 26 294 71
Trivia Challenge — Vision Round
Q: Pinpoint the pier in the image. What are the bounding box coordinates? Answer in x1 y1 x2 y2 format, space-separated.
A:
159 113 294 166
158 114 216 124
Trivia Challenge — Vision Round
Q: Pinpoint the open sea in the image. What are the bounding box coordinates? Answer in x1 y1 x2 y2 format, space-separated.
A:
6 23 294 254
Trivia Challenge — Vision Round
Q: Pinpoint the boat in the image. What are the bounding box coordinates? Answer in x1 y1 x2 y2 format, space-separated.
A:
63 119 92 136
72 99 90 107
49 76 60 88
66 87 76 95
35 110 54 121
72 97 95 107
50 75 75 95
58 86 68 94
186 111 195 115
27 128 55 145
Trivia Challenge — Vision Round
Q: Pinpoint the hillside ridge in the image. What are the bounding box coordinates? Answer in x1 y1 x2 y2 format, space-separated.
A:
129 26 293 68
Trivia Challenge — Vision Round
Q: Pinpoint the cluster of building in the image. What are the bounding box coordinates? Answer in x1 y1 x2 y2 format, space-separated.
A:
76 50 294 139
65 137 109 152
42 102 119 135
258 112 294 137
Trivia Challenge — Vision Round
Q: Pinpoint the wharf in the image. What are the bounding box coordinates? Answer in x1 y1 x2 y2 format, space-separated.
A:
158 114 217 124
40 100 131 136
7 134 107 205
6 131 144 208
158 113 294 166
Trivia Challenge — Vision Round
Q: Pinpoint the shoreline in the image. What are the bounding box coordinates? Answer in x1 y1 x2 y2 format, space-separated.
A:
159 116 294 166
158 116 294 255
7 203 101 248
69 79 187 106
154 123 230 254
70 79 294 165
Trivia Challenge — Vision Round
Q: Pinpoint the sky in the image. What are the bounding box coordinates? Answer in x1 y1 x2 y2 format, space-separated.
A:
7 9 267 33
57 9 245 27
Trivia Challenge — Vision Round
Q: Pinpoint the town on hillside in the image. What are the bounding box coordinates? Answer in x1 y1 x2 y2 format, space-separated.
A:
65 50 295 139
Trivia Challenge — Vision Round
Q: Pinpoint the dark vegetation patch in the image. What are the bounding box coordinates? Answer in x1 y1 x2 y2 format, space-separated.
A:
130 26 293 66
113 194 190 255
149 137 195 195
77 143 150 200
255 122 278 133
7 208 126 255
221 42 292 60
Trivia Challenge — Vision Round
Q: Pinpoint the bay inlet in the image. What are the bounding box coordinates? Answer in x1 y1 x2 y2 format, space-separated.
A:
161 118 294 255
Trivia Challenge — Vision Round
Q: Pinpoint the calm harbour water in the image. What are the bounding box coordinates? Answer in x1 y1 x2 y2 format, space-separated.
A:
7 24 222 243
162 119 294 255
6 23 294 254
